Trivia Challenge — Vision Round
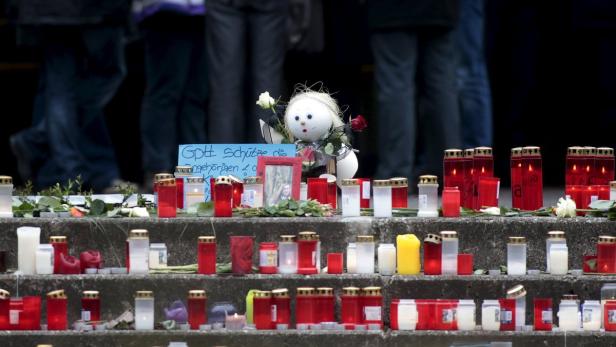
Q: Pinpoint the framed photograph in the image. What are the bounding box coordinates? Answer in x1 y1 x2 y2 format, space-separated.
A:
257 156 302 207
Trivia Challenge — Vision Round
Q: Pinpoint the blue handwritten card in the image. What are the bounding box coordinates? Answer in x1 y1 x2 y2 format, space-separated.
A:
178 144 296 200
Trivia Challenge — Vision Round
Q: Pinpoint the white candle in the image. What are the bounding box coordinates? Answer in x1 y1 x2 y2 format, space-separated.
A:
35 244 54 275
507 237 527 275
582 300 601 331
149 243 167 269
481 300 500 331
558 300 581 331
457 300 476 331
546 231 566 273
515 296 526 329
134 291 155 330
549 244 568 275
346 243 357 273
397 299 417 330
300 183 308 201
17 226 40 275
277 236 298 274
440 231 458 275
128 230 150 274
377 244 396 275
372 181 392 218
341 180 361 217
0 177 12 218
356 236 375 274
417 175 439 217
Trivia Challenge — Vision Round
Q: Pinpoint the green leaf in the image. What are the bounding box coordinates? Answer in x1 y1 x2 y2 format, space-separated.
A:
324 143 334 155
589 200 616 211
295 208 305 216
474 269 487 275
89 199 107 216
107 208 121 218
288 200 299 210
38 196 62 209
278 200 289 208
584 258 597 272
197 202 214 216
499 265 507 274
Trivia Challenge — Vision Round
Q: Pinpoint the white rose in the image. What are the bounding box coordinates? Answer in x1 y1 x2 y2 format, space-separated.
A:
256 91 276 109
480 207 501 216
555 197 576 218
130 207 150 218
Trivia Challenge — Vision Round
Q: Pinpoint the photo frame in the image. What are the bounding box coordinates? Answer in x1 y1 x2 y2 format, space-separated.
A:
257 156 302 207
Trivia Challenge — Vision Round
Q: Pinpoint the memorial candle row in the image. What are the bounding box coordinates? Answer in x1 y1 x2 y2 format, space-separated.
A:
565 146 615 210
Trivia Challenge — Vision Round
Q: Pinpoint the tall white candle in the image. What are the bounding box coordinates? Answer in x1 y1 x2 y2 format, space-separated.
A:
0 177 13 218
558 300 581 331
582 300 601 331
440 231 458 275
377 244 396 275
35 244 54 275
135 291 155 330
397 299 417 330
356 236 375 274
17 226 40 275
346 243 357 273
457 300 476 331
341 180 361 217
507 237 527 275
481 300 500 331
549 244 568 275
372 181 392 218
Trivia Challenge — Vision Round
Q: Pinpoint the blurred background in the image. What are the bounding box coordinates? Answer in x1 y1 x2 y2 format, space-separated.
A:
1 0 616 192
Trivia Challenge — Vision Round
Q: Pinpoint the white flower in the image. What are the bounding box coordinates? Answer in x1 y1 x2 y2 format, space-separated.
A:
555 197 576 218
129 207 150 218
256 91 276 109
480 207 501 216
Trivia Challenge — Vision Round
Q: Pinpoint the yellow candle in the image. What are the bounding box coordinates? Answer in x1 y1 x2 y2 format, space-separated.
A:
396 234 421 274
245 289 259 324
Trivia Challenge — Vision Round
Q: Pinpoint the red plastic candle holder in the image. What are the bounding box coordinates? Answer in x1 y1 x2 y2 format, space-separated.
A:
327 253 343 274
533 298 553 331
230 236 254 275
434 299 457 330
214 177 233 217
50 236 68 274
498 298 516 331
253 292 273 330
295 288 315 325
272 289 290 326
9 296 41 330
314 288 335 323
341 288 361 326
457 254 473 275
231 179 243 208
443 149 465 193
157 178 177 218
297 232 318 275
477 176 499 208
583 254 598 273
187 290 207 330
472 147 494 209
358 178 371 208
595 185 610 200
79 250 101 273
46 291 67 331
566 147 592 186
442 187 461 217
605 300 616 331
510 148 523 209
209 177 216 201
81 291 101 324
462 150 474 208
175 177 185 209
415 299 435 330
258 242 278 274
423 235 442 275
360 287 383 328
597 236 616 274
58 253 81 275
391 178 409 208
521 146 543 210
594 148 615 185
0 291 9 330
198 236 217 275
327 180 337 209
307 178 328 204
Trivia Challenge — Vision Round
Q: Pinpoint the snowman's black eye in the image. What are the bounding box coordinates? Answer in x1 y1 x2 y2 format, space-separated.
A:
307 114 313 119
294 116 300 121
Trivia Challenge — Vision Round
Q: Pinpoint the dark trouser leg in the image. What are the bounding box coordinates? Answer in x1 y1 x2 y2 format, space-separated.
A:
371 30 418 179
206 0 246 143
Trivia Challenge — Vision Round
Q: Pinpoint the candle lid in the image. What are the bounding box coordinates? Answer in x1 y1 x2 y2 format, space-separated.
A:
297 287 315 296
82 290 100 299
215 176 232 186
0 176 12 185
547 231 566 239
186 177 205 184
506 285 527 299
175 165 193 174
316 287 333 296
135 290 154 298
390 177 408 187
342 287 360 296
372 179 392 187
522 146 541 156
474 147 493 156
158 178 176 186
510 147 522 157
597 147 614 157
188 290 207 299
567 146 584 156
464 149 474 158
0 289 10 299
228 175 243 184
418 175 438 184
198 236 216 243
508 236 526 244
562 294 578 300
298 231 317 241
279 235 296 242
439 231 457 239
47 289 67 299
341 178 360 186
356 235 374 242
50 236 67 243
361 287 381 296
444 149 464 158
129 229 149 239
584 146 597 155
154 173 174 182
599 235 616 243
272 288 289 298
243 176 263 185
424 233 442 244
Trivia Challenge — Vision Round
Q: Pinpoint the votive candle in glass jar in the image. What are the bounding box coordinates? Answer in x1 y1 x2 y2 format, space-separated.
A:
584 146 598 184
295 287 315 326
272 288 290 326
340 179 361 217
597 235 616 274
0 289 9 330
418 175 439 217
297 231 318 275
197 236 216 275
533 298 553 331
440 231 458 275
356 235 375 274
473 147 494 209
277 235 297 274
184 177 205 209
153 173 173 203
35 244 54 275
46 289 67 330
462 149 474 208
582 300 601 331
135 291 155 330
372 180 393 217
521 146 543 210
507 237 527 275
423 234 442 275
361 287 383 328
558 296 581 331
314 287 335 323
596 184 610 200
0 176 13 217
377 243 396 275
443 149 465 192
477 176 500 208
510 147 523 209
242 176 263 208
174 165 192 210
327 253 343 274
396 234 420 275
442 187 461 217
81 290 100 324
214 176 233 217
507 284 527 330
346 243 357 274
187 290 207 330
390 177 408 208
358 178 371 208
253 291 273 330
390 299 418 331
157 178 177 218
327 176 337 209
457 299 476 331
259 242 278 274
300 182 308 201
595 147 615 185
415 299 435 330
549 243 568 275
434 299 458 330
307 178 328 204
498 298 516 331
481 300 500 331
546 231 566 273
128 229 150 274
50 235 67 275
457 254 474 275
610 181 616 201
341 287 361 327
229 176 243 208
230 236 254 275
566 146 587 186
602 285 616 327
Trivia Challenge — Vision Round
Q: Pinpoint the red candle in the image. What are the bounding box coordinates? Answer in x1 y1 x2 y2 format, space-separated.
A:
50 236 68 274
434 299 457 330
604 300 616 331
498 298 516 331
595 147 615 185
442 187 461 217
415 299 435 330
566 146 588 186
230 236 253 275
0 289 9 330
597 236 616 274
521 146 543 210
477 176 499 208
391 177 409 208
510 147 523 209
157 178 177 218
327 253 343 274
197 236 217 275
443 149 465 192
79 250 101 273
472 147 494 209
214 177 233 217
565 185 583 208
258 242 278 274
583 254 598 273
46 290 67 330
13 296 41 330
231 177 243 208
58 253 81 274
462 149 474 208
423 234 442 275
174 165 193 209
358 178 371 208
187 290 207 330
295 287 315 326
307 178 328 204
584 146 597 185
360 287 383 328
81 291 101 324
314 287 335 323
209 177 216 201
153 173 173 203
457 254 473 275
272 289 290 326
595 185 610 200
533 298 552 331
253 291 273 330
327 179 338 209
297 231 318 275
389 299 400 330
341 287 361 327
583 185 598 209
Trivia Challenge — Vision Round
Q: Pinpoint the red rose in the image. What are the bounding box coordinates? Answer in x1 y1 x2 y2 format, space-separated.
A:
350 115 368 132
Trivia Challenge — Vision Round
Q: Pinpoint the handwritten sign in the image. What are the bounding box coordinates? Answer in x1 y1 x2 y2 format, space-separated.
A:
178 144 296 200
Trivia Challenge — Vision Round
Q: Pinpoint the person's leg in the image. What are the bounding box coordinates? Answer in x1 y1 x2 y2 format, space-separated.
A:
247 0 288 143
206 0 246 143
416 29 461 177
456 0 492 148
371 30 418 179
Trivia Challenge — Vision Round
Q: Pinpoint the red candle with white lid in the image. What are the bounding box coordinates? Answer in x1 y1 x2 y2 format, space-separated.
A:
390 177 408 208
510 147 523 209
521 146 543 210
187 289 207 330
46 289 68 331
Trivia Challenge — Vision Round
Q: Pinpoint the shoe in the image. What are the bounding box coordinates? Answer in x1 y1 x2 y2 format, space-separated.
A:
9 132 35 181
101 179 140 194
